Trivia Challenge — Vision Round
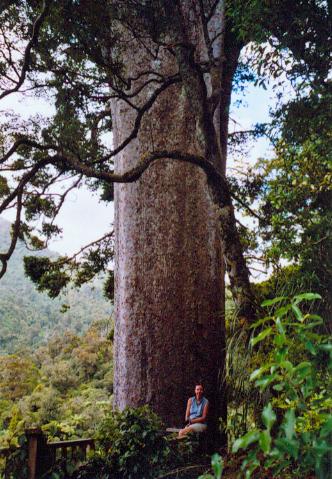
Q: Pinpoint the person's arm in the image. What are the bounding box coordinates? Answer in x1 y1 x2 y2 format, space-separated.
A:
185 398 192 423
190 402 209 424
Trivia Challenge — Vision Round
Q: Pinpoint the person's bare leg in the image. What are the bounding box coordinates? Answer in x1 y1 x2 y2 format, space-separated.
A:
178 426 192 439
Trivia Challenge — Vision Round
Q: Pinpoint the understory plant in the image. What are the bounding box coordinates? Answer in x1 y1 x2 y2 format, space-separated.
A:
93 405 170 479
232 293 331 478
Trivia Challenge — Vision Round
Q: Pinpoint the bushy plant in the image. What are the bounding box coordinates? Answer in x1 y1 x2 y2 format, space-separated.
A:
94 405 170 478
232 293 331 478
1 434 28 479
198 453 224 479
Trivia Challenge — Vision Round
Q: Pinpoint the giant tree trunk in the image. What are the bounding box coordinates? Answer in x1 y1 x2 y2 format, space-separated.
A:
112 4 226 438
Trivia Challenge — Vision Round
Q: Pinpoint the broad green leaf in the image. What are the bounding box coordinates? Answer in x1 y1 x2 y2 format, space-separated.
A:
251 316 273 328
291 304 303 321
256 375 275 389
294 361 311 378
275 317 285 334
274 334 286 347
304 319 324 329
275 304 292 318
319 417 332 438
251 327 272 347
303 314 323 322
275 438 299 459
319 343 332 352
293 293 321 303
262 403 276 430
259 430 271 453
275 346 288 363
305 340 317 355
261 296 287 307
250 366 268 381
211 453 224 479
273 383 284 391
232 431 260 453
283 409 296 440
280 360 294 372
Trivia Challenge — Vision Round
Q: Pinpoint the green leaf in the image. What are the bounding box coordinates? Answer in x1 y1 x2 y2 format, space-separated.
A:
293 293 321 303
261 296 287 307
275 317 285 334
232 431 260 453
211 453 224 479
291 304 303 322
274 333 286 347
319 343 332 352
251 316 273 328
282 409 296 440
319 417 332 438
304 314 323 322
250 366 268 381
280 360 294 372
259 430 271 453
304 319 324 329
305 340 317 355
275 438 299 459
255 375 275 389
251 327 273 347
262 403 276 430
275 304 292 318
293 361 311 379
273 383 284 391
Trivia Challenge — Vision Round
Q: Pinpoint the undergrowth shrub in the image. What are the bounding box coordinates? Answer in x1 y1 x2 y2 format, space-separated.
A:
203 293 331 479
91 405 170 478
231 293 332 478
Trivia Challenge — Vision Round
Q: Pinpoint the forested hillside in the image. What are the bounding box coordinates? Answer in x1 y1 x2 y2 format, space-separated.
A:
0 217 112 354
0 319 113 450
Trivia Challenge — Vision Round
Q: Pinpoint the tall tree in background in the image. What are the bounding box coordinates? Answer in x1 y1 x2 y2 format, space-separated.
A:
0 0 253 438
110 2 249 432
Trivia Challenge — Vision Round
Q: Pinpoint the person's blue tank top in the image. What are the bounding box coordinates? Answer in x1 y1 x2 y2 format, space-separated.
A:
189 396 208 423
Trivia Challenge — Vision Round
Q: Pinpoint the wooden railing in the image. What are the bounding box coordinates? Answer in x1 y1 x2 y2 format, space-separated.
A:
0 428 94 479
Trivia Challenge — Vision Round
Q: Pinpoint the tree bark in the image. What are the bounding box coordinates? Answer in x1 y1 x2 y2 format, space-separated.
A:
112 3 226 439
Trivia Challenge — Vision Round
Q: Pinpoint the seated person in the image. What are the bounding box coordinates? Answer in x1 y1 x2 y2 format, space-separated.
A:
178 383 209 438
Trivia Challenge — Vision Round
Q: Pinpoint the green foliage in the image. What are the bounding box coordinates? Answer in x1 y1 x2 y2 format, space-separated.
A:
232 293 331 478
0 356 39 400
1 433 28 479
94 406 170 479
0 218 113 354
24 255 71 298
0 320 113 463
198 453 224 479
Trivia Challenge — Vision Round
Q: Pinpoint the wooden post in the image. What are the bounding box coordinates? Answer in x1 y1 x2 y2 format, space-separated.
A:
25 428 54 479
26 428 43 479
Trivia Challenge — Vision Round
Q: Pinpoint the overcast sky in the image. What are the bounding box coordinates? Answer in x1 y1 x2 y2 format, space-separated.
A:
1 82 273 256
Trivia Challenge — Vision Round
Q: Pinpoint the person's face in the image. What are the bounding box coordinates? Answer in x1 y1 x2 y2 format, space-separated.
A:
195 385 203 400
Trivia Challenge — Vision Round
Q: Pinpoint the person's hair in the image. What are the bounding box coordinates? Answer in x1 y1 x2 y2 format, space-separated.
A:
195 382 204 389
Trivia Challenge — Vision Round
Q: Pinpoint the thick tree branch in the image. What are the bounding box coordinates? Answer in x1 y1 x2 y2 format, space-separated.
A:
1 138 57 164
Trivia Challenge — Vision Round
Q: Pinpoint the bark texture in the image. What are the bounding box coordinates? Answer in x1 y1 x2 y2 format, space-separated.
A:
112 4 225 432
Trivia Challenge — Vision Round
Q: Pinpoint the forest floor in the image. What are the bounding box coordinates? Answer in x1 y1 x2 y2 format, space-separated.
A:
159 452 317 479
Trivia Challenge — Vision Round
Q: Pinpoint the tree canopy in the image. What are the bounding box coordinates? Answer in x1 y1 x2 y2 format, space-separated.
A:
0 0 330 317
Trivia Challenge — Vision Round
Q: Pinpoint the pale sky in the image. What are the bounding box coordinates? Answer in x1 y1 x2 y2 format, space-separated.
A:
1 83 273 256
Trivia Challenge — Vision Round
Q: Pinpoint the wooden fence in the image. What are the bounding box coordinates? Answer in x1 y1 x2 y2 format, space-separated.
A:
0 428 94 479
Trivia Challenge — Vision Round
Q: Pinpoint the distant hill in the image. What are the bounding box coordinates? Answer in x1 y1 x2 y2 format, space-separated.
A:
0 217 113 354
